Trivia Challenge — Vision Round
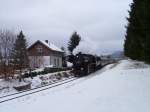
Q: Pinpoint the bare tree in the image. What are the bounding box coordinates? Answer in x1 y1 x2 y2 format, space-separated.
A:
0 29 16 80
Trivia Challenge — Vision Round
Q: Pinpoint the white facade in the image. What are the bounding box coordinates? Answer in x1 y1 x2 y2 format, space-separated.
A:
29 56 62 68
49 55 62 67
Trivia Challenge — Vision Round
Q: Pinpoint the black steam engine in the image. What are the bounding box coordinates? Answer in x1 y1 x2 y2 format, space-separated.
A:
67 52 102 77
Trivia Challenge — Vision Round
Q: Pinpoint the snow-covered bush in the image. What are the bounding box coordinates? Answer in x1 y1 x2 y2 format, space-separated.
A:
22 67 72 78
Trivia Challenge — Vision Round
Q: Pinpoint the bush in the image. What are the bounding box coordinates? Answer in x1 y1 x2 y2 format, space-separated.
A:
23 67 72 78
62 72 69 78
23 73 30 78
31 72 38 77
56 73 62 80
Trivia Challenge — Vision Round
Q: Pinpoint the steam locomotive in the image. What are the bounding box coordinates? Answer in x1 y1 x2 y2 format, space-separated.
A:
67 52 102 77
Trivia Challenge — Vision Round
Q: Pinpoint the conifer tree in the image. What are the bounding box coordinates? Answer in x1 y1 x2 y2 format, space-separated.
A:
124 0 142 60
140 0 150 63
68 32 81 55
12 31 29 81
124 0 150 63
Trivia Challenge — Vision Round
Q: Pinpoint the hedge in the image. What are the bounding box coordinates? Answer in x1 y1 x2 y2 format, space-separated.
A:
23 67 72 78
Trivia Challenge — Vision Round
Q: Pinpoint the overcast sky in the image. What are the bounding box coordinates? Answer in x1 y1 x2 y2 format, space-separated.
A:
0 0 132 55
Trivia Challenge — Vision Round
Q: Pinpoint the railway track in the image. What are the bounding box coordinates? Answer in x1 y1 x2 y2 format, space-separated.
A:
0 62 115 104
0 77 78 104
0 76 74 99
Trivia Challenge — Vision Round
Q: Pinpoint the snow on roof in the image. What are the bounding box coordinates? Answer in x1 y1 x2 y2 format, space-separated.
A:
40 40 63 52
28 40 63 52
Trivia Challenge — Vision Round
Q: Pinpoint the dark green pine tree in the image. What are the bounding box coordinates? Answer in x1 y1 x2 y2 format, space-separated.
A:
124 0 143 60
12 31 29 81
124 0 150 63
68 32 81 55
139 0 150 63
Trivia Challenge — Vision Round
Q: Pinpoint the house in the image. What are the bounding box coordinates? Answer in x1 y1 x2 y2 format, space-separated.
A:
27 40 64 68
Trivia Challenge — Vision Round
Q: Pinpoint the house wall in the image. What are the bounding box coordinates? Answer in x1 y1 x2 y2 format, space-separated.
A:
29 56 50 68
50 56 62 68
28 41 63 68
29 56 62 68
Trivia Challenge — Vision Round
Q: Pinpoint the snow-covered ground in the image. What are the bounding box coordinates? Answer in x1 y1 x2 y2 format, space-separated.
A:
0 59 150 112
0 71 71 97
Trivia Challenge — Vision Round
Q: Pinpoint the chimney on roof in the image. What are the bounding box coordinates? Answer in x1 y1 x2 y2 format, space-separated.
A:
45 40 48 43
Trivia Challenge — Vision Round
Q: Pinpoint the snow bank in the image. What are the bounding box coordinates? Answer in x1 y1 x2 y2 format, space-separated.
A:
0 60 150 112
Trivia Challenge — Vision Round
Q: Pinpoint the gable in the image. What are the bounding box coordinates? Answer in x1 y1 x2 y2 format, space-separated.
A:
28 40 63 57
28 41 53 56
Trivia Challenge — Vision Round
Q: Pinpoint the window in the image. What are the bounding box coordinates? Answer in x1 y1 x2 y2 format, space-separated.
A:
54 58 57 67
57 58 59 67
37 46 43 53
50 56 51 65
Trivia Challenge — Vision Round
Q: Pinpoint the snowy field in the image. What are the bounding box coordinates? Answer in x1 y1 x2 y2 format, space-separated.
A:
0 60 150 112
